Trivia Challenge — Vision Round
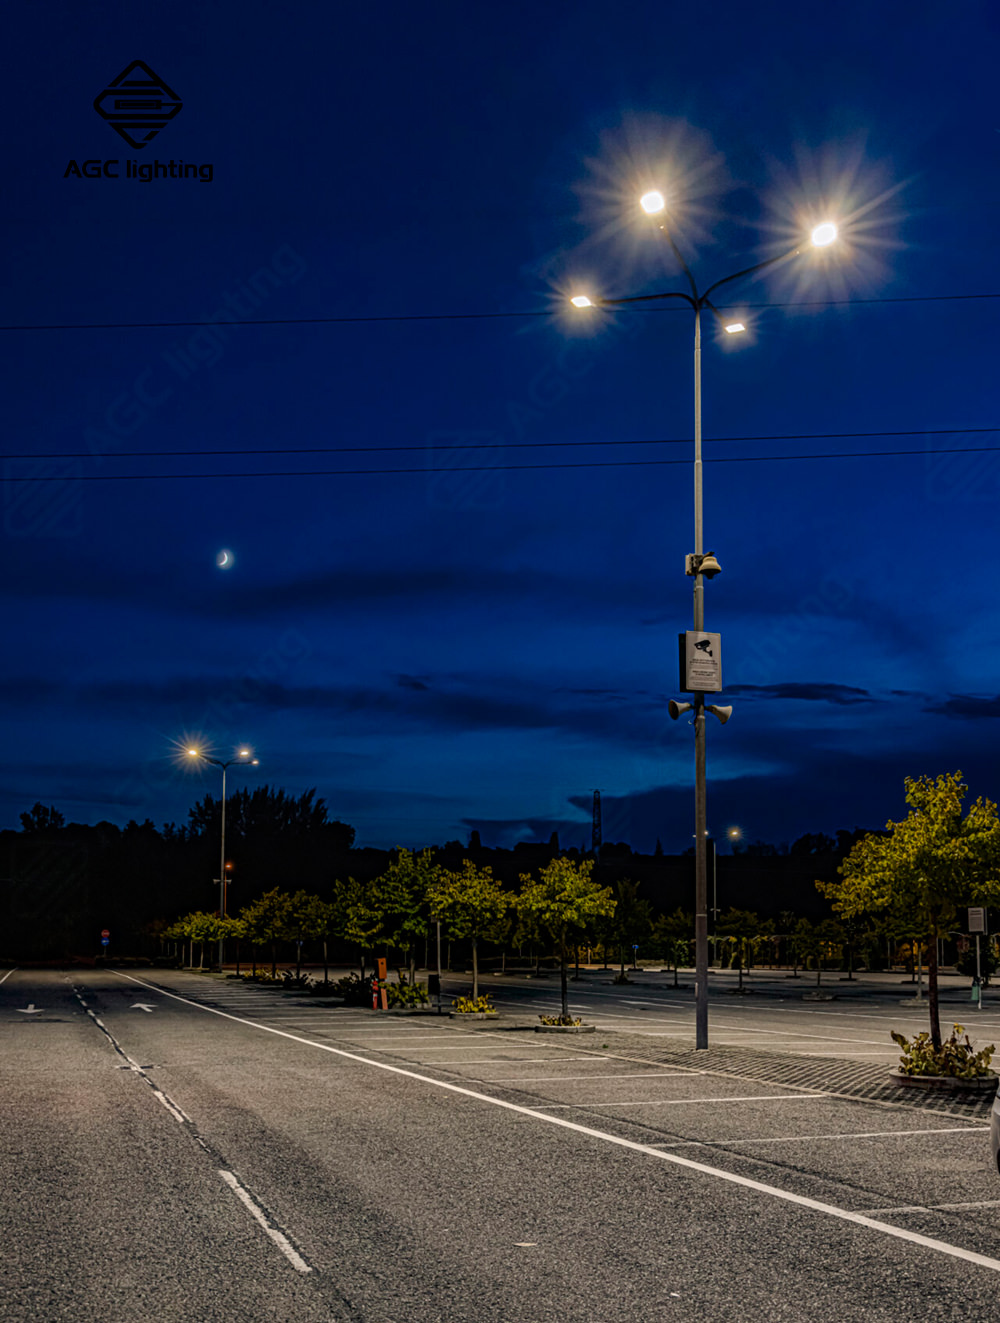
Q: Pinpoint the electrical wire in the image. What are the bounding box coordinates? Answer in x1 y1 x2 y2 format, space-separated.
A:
3 426 999 462
5 444 1000 482
3 291 1000 333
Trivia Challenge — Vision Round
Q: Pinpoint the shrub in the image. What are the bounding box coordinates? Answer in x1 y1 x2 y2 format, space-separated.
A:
280 970 312 990
387 981 430 1008
328 972 372 1006
452 993 495 1014
891 1023 996 1079
539 1013 581 1026
956 945 999 988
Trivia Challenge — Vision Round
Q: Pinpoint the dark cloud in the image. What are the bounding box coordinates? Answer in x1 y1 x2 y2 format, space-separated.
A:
725 682 872 705
397 674 429 690
924 694 1000 719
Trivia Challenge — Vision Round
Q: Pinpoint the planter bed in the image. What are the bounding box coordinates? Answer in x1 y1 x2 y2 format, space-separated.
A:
449 1011 499 1020
889 1069 998 1094
534 1024 596 1034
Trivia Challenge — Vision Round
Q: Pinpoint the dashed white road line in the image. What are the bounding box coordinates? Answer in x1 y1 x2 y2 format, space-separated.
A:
113 969 1000 1276
218 1170 312 1273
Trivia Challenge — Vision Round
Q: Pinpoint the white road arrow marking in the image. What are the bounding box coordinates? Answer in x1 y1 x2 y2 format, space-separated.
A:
131 1003 155 1012
17 1004 43 1014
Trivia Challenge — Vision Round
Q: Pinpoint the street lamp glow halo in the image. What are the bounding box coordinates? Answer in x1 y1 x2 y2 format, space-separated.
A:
570 295 594 308
640 190 666 215
724 322 746 335
811 221 838 247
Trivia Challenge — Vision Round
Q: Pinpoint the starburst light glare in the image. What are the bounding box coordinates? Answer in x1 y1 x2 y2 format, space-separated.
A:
640 190 665 214
570 295 593 308
187 748 200 757
811 221 838 247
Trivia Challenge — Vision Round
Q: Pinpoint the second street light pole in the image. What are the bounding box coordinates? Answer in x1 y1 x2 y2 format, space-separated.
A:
187 745 259 970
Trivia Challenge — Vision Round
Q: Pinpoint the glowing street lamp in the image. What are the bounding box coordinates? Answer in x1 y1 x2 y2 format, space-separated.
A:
811 221 838 247
569 196 837 1049
187 746 259 968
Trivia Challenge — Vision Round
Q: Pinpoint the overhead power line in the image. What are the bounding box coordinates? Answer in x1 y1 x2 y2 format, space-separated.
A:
4 426 999 463
6 444 1000 482
2 291 1000 333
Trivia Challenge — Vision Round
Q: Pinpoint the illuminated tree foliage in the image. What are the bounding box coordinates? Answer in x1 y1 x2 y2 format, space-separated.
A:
818 772 1000 1048
517 857 616 1023
429 860 510 999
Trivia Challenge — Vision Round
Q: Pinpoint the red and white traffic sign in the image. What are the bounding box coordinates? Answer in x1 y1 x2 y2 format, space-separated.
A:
101 929 110 938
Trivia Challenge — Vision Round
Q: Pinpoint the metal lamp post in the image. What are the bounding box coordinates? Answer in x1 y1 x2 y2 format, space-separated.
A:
187 746 259 969
572 204 837 1048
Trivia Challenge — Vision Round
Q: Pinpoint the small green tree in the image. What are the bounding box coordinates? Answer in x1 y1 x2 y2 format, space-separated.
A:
717 909 770 991
330 875 384 981
791 917 844 989
429 860 510 999
818 772 1000 1047
240 888 293 976
652 908 693 988
377 848 442 985
281 891 336 979
517 857 616 1022
609 878 653 979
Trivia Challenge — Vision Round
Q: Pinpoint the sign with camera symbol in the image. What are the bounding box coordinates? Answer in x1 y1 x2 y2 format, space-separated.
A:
678 631 722 693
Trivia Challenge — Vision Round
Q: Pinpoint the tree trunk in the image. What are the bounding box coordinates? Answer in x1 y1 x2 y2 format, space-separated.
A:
673 953 679 989
816 956 822 988
618 945 625 980
409 951 416 988
271 942 277 978
560 935 569 1021
359 953 365 982
737 946 743 991
928 935 941 1049
573 943 580 980
323 939 329 984
472 936 479 1000
235 940 241 976
533 946 540 976
295 941 302 979
198 940 204 971
252 947 257 977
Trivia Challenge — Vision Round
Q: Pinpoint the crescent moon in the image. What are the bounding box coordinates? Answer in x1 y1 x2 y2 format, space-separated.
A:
219 551 229 566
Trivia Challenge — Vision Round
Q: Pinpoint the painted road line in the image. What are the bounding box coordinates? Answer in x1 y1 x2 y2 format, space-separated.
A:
712 1126 989 1146
218 1170 312 1274
0 967 17 985
537 1093 827 1109
476 1071 707 1083
864 1199 1000 1215
114 971 1000 1276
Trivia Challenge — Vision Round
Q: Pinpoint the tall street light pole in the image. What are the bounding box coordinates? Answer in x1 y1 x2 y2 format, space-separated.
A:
187 746 259 969
572 203 837 1049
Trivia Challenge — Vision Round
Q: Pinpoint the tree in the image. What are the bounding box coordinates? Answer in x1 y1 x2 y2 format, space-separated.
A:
240 888 293 976
187 785 354 849
281 890 336 979
652 908 693 987
817 772 1000 1047
429 860 510 999
791 917 844 989
717 909 771 990
19 803 65 833
609 878 653 979
517 857 616 1022
330 875 384 981
377 848 442 985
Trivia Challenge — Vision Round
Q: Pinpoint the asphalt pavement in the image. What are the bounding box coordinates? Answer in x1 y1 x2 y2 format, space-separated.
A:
4 963 1000 1322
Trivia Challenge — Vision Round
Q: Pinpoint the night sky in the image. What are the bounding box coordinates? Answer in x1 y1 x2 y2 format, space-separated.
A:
4 3 1000 854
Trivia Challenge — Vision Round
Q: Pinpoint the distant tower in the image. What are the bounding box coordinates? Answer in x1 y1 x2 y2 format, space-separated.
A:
592 789 602 856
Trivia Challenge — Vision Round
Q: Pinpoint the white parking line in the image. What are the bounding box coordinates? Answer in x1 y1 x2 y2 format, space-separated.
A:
477 1071 706 1083
648 1126 989 1148
865 1199 1000 1216
113 971 1000 1276
0 967 18 985
539 1093 826 1109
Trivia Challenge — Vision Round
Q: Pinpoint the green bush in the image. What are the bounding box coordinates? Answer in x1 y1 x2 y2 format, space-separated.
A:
539 1014 581 1026
956 945 999 987
891 1023 996 1079
387 981 430 1008
452 993 495 1014
328 972 374 1006
280 970 312 990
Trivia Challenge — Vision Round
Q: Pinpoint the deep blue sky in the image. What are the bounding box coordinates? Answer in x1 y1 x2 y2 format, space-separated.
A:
4 2 1000 852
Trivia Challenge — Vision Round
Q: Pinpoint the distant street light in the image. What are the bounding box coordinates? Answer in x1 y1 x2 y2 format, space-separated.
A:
187 746 259 969
571 196 838 1049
